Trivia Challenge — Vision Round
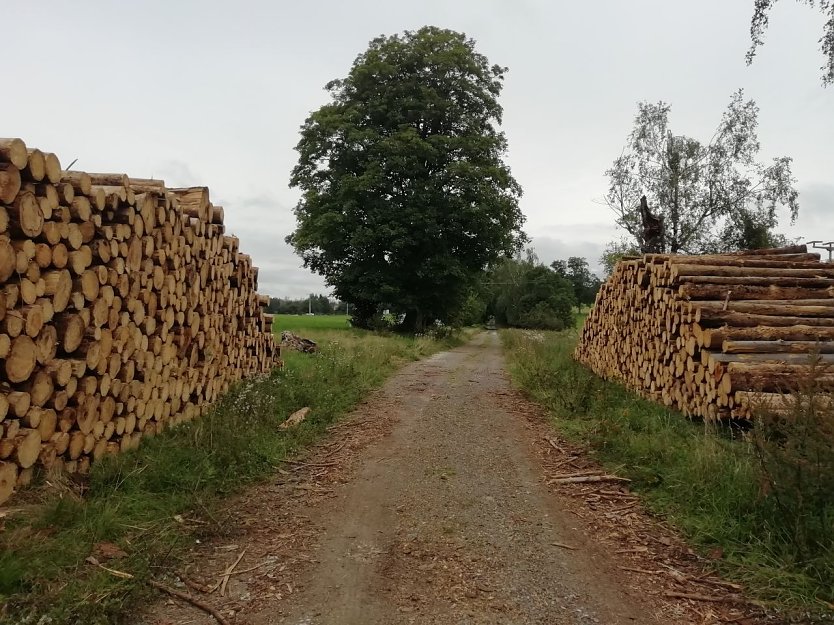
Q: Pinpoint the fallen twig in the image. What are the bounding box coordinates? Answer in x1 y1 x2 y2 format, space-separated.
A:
285 459 340 469
219 548 247 596
664 591 741 604
85 556 134 579
226 560 270 577
608 501 639 513
180 574 213 594
148 579 231 625
548 474 632 485
550 541 577 550
619 565 663 575
544 437 563 452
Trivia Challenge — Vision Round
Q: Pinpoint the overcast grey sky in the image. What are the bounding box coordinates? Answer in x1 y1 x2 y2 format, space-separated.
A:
5 1 833 297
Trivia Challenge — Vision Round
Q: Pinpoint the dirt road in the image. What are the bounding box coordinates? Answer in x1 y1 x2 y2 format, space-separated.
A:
144 333 755 625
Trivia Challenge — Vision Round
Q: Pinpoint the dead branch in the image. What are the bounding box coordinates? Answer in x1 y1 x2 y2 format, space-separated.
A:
148 579 231 625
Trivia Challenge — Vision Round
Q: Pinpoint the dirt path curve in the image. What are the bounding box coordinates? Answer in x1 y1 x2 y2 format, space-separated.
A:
144 333 752 625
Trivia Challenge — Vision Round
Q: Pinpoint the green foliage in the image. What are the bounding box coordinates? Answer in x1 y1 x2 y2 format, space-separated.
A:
488 254 576 330
748 0 834 86
550 256 601 308
502 328 834 614
599 237 640 277
605 90 799 254
0 330 460 625
287 26 526 332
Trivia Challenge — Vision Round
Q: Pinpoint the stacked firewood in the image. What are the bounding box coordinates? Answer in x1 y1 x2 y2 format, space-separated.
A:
0 138 281 503
574 245 834 421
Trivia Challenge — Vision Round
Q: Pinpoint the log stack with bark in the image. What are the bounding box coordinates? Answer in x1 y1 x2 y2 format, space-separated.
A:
0 138 281 504
574 245 834 421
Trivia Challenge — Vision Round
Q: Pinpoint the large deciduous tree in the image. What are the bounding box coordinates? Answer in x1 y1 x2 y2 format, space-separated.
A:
748 0 834 86
287 27 525 332
604 90 799 255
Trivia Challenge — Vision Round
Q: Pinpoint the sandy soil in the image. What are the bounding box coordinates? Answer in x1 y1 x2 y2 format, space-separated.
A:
140 332 764 625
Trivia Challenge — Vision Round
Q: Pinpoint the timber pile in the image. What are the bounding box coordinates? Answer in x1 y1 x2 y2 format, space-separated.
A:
0 138 281 504
574 245 834 421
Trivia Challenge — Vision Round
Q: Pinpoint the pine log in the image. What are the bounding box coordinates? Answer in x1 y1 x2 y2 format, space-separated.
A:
699 325 834 348
696 310 834 328
8 192 44 238
672 264 834 280
727 362 834 393
0 138 28 169
14 428 41 468
6 335 37 383
679 284 834 301
23 150 46 182
722 340 834 354
0 163 21 204
61 171 93 195
681 276 834 288
0 461 17 505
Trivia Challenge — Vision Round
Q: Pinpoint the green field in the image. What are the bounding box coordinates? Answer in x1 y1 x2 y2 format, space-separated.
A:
273 314 352 332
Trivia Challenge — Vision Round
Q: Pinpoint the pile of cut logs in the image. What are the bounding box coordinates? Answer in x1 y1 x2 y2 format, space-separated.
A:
574 245 834 421
0 138 281 503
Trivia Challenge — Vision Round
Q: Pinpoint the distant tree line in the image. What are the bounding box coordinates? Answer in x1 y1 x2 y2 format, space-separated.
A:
267 294 345 315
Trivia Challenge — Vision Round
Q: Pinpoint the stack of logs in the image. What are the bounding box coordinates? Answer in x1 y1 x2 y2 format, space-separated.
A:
574 245 834 421
0 138 281 504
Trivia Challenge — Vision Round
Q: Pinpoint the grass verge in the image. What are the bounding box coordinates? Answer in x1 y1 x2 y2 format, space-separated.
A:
0 329 462 625
501 327 834 618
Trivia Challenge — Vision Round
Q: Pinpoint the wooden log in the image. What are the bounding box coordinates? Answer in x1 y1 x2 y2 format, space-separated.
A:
727 362 834 393
696 309 834 328
722 340 834 354
672 264 834 280
0 162 21 204
44 152 61 184
87 173 130 187
61 171 92 195
0 138 28 169
700 325 834 348
6 335 37 383
24 149 46 182
679 284 834 301
680 275 834 288
8 192 44 238
695 300 834 318
0 461 17 504
14 428 41 468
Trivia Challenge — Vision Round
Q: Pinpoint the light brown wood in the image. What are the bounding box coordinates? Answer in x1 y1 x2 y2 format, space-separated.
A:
575 245 834 422
8 192 44 238
25 150 47 182
0 163 21 204
0 138 28 169
0 461 18 504
0 140 281 502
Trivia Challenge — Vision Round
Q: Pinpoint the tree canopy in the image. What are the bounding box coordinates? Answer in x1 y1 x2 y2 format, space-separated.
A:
287 27 525 332
485 253 576 331
748 0 834 86
604 90 799 255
